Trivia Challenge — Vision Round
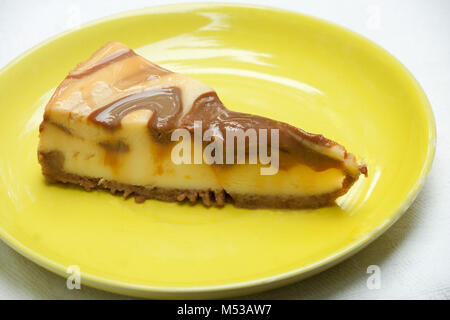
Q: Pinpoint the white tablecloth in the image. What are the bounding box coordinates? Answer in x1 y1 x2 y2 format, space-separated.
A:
0 0 449 300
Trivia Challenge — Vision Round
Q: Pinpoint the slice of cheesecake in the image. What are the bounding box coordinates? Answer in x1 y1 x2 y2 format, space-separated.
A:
38 41 367 209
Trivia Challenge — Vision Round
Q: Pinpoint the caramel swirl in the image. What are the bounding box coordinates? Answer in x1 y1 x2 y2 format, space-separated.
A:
88 87 182 141
181 92 345 172
67 48 171 81
68 49 134 79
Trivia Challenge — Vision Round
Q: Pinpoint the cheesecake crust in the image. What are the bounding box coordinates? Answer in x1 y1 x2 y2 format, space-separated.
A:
38 150 355 209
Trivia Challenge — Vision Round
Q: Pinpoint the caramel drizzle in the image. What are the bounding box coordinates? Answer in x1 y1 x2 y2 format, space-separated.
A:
88 87 182 141
67 49 135 79
181 92 353 173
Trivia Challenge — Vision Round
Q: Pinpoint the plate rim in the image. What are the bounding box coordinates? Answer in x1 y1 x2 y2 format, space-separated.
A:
0 2 436 298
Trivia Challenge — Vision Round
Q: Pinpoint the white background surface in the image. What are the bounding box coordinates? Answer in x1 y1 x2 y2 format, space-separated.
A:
0 0 449 300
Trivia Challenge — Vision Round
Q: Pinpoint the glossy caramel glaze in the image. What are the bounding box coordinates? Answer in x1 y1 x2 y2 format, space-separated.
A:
89 87 182 142
181 92 345 172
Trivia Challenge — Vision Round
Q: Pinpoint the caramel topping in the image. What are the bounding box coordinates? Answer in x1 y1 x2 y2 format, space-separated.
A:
88 86 182 141
181 92 345 172
67 47 171 82
68 49 134 80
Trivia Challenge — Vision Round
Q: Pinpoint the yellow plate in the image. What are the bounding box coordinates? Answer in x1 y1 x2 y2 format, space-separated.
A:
0 3 436 299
